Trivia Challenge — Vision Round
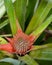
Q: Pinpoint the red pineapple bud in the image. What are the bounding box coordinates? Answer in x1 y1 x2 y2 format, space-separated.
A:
0 30 35 55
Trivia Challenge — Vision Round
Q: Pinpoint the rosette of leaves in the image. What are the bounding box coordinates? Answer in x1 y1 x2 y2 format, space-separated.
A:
0 0 52 65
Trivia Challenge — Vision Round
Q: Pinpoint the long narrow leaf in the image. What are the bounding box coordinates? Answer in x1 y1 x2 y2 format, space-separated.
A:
0 19 9 29
14 0 27 30
0 34 12 37
4 0 21 35
0 0 16 19
0 58 20 65
29 43 52 62
31 15 52 41
25 0 38 31
26 0 37 20
25 0 52 34
19 54 39 65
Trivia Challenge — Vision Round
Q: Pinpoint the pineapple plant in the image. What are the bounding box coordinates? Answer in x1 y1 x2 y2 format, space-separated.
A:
0 0 52 65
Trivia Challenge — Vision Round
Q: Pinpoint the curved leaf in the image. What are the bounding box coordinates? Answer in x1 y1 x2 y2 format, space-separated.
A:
29 43 52 61
19 54 39 65
0 58 20 65
0 37 7 44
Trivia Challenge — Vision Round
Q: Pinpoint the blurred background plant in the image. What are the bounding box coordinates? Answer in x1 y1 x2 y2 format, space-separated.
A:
0 0 52 65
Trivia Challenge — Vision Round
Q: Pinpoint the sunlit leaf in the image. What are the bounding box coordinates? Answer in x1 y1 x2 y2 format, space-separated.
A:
4 0 17 35
31 15 52 41
19 54 39 65
25 0 52 34
14 0 27 30
29 44 52 63
25 0 38 31
0 37 7 44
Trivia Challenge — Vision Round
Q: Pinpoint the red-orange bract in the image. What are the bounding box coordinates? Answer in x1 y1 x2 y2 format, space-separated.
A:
0 30 35 55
